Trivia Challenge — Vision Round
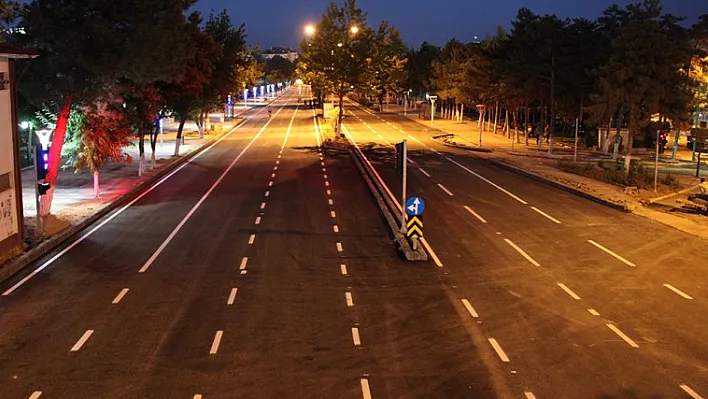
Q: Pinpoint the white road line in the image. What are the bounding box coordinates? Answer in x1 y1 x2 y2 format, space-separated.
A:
260 202 266 210
29 392 42 399
193 395 203 399
464 206 487 223
265 191 270 197
227 288 238 305
239 257 248 270
588 308 600 316
361 378 372 399
445 157 528 204
271 172 276 178
269 181 273 187
351 327 362 346
323 174 328 179
531 206 561 224
488 338 510 362
276 160 280 165
112 288 129 304
588 240 636 267
461 299 479 318
557 283 581 300
240 270 247 275
341 264 348 275
419 168 431 177
336 242 343 252
420 237 443 267
680 384 705 399
71 330 94 352
322 167 326 172
331 210 337 218
524 392 537 399
377 134 384 139
328 199 334 205
606 323 639 348
504 239 541 267
255 216 262 225
437 183 454 196
321 161 325 166
345 292 354 307
281 106 298 151
273 166 278 171
209 330 223 354
248 234 255 245
333 225 339 233
663 284 694 300
326 189 331 195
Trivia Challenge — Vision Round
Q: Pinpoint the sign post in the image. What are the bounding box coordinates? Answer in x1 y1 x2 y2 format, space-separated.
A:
395 140 408 233
429 95 438 126
405 196 425 250
476 104 486 147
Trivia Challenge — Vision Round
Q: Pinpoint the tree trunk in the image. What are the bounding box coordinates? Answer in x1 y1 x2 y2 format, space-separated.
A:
93 171 100 199
514 108 519 143
493 102 499 135
625 106 637 174
524 101 530 146
39 94 73 218
459 104 465 123
505 109 510 139
197 112 205 139
174 116 187 156
138 128 146 177
150 121 158 170
337 91 345 137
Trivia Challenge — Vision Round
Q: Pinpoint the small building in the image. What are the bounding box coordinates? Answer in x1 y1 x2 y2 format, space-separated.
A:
262 47 298 63
0 45 39 262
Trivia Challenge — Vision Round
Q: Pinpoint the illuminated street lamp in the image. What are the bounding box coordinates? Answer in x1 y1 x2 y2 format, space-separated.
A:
350 26 359 35
305 24 316 36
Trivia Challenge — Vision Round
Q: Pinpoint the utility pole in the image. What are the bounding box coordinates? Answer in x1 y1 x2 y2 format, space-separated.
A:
549 49 556 154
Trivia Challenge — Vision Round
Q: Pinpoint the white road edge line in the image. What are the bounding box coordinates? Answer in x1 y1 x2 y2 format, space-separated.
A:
112 288 129 304
606 323 639 348
445 156 528 204
524 392 537 399
71 330 94 352
248 234 256 245
340 264 348 275
29 392 42 399
531 206 561 224
461 299 479 318
419 237 443 267
680 384 705 399
345 291 354 307
588 240 636 267
504 239 541 267
209 330 223 354
419 168 431 178
488 338 510 362
557 283 582 300
227 288 238 305
464 206 487 223
663 284 694 299
437 183 454 196
361 378 372 399
239 257 248 270
351 327 362 346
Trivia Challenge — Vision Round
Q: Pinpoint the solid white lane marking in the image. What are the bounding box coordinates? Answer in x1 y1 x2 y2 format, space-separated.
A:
227 288 238 305
328 199 334 205
419 168 431 177
663 284 694 299
680 384 705 399
437 183 454 196
239 257 248 270
341 264 348 275
330 211 337 218
29 392 42 399
361 378 372 399
265 191 270 197
351 327 362 346
557 283 581 300
281 106 298 150
588 240 636 267
488 338 510 362
255 216 262 225
606 323 639 348
464 206 487 223
445 157 528 204
420 237 443 267
112 288 129 304
524 392 537 399
345 292 354 307
248 234 255 245
531 206 561 224
269 181 273 187
260 202 266 210
209 330 223 354
71 330 94 352
336 242 343 252
461 299 479 318
588 308 600 316
333 225 339 233
504 239 541 267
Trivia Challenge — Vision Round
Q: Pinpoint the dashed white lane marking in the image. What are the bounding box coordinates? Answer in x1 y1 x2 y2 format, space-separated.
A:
255 216 262 225
488 338 510 362
269 181 274 187
464 206 487 223
504 239 541 267
276 160 280 165
680 384 705 399
193 395 203 399
271 173 276 178
29 392 42 399
240 270 247 275
71 330 94 352
351 327 362 346
322 167 326 172
227 288 238 305
277 154 281 159
419 237 443 267
321 161 325 166
340 264 348 275
273 166 278 171
524 392 537 399
445 157 528 204
588 240 636 267
326 189 332 195
328 199 334 205
663 284 694 299
265 191 270 197
461 299 479 318
606 323 639 348
325 181 330 187
248 234 256 245
345 292 354 307
260 202 266 210
324 174 328 179
209 330 223 354
330 210 337 218
239 257 249 270
333 225 339 233
557 283 582 300
112 288 129 304
361 378 372 399
588 308 600 316
531 206 561 224
419 168 431 177
336 242 343 252
437 183 454 196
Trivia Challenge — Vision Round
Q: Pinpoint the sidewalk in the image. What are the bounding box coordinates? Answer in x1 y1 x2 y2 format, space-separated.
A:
382 104 708 240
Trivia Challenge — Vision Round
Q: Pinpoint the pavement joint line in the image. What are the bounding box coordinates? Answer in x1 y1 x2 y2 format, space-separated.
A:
588 240 636 267
504 239 541 267
340 264 348 275
464 206 488 224
420 237 443 267
248 234 256 245
557 283 582 300
345 291 354 307
531 206 562 224
663 284 694 299
255 216 262 225
680 384 705 399
488 338 510 362
524 392 537 399
360 378 372 399
461 299 479 318
331 210 337 218
260 202 266 210
111 288 129 304
419 168 431 178
351 327 362 346
227 288 238 305
239 257 249 270
606 323 639 348
588 308 600 316
209 330 223 355
437 183 454 196
28 393 42 399
445 156 528 204
336 242 343 252
333 225 339 233
71 330 94 352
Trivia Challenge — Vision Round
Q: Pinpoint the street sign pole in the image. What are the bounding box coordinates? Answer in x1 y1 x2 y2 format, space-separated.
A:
574 118 579 163
33 141 41 239
697 152 702 178
654 130 660 193
401 139 407 234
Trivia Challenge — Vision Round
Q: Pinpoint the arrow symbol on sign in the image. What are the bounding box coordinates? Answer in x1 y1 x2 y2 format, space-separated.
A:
407 198 420 215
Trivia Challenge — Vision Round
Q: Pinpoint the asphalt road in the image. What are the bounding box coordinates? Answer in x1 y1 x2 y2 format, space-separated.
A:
340 102 708 399
0 89 511 399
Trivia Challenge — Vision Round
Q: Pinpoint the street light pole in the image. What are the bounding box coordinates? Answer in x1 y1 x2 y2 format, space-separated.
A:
654 130 660 193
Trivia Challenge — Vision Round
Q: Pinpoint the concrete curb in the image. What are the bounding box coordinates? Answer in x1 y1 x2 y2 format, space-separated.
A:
440 141 494 153
0 118 247 285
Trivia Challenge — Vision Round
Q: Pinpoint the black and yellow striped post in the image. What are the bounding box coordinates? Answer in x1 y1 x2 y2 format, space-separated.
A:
406 215 423 239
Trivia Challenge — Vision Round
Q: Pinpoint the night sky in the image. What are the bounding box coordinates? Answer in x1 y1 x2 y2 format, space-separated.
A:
194 0 708 50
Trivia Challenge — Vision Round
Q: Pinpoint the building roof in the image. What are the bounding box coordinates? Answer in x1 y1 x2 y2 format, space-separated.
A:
0 44 39 59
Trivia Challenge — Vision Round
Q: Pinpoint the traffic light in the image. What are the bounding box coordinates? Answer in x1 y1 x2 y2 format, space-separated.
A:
35 143 50 181
395 141 405 172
